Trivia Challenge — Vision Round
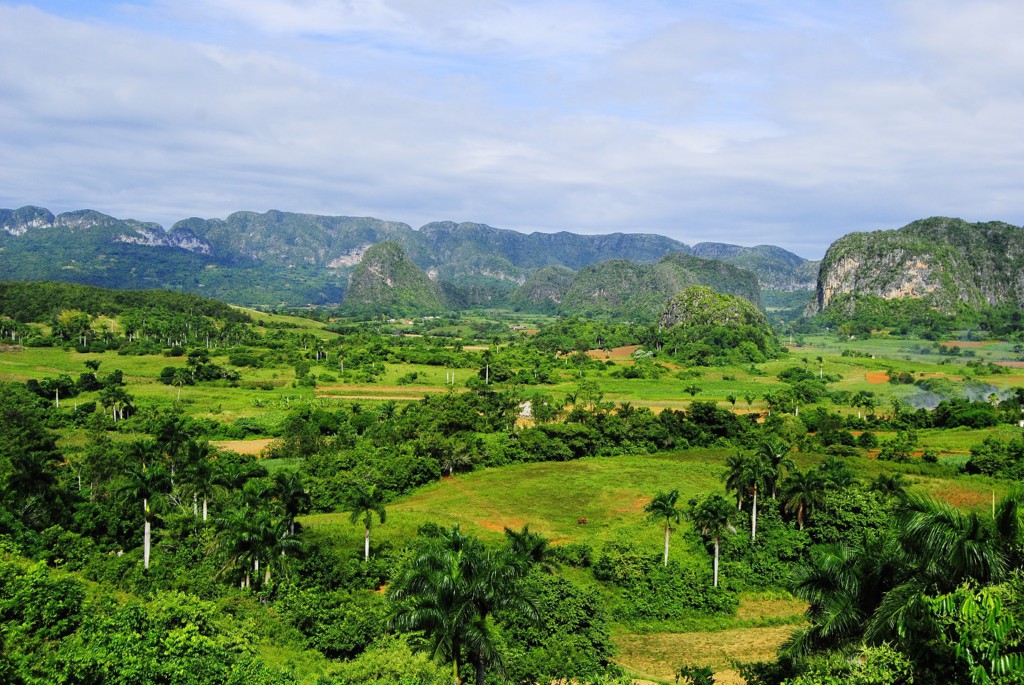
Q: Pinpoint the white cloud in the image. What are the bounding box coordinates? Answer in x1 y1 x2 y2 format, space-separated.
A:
1 1 1023 258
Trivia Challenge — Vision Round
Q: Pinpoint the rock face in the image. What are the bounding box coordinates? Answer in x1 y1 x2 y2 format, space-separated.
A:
0 206 210 253
809 217 1024 315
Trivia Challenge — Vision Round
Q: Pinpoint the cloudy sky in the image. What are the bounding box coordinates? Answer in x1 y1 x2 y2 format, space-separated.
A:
1 1 1022 257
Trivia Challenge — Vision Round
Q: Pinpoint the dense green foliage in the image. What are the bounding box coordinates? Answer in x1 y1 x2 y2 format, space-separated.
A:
1 280 1023 683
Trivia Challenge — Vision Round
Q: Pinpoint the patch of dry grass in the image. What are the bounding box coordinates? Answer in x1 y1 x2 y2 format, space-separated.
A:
615 624 798 684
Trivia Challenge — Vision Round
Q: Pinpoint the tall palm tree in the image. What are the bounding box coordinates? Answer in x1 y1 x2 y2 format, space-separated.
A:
216 507 296 588
389 525 536 685
780 468 827 530
179 439 220 520
722 453 749 510
645 489 682 566
274 469 310 536
118 440 169 570
744 454 773 541
688 493 737 587
343 481 387 561
756 438 794 500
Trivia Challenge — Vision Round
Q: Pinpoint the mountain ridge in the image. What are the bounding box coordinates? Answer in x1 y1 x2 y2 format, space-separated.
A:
0 205 814 309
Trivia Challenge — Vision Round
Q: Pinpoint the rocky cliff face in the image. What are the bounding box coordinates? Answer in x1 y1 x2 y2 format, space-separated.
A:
809 217 1024 314
0 206 211 253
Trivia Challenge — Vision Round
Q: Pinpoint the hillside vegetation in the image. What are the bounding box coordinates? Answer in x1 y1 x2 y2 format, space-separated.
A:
1 282 1023 684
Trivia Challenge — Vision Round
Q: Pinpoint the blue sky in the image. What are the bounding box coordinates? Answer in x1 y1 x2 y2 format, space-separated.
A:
2 0 1022 258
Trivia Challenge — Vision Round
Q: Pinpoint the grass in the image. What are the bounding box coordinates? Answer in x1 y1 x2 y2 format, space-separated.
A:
303 450 730 557
615 623 798 685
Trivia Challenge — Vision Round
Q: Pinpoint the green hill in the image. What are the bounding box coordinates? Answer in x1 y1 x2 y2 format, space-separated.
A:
343 242 446 314
556 252 762 320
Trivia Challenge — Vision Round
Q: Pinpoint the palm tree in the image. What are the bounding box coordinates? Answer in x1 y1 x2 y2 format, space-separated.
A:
688 493 737 587
389 525 537 685
216 507 295 588
342 481 387 561
756 438 794 499
503 524 557 574
780 468 827 530
896 494 1008 592
868 473 909 501
274 469 310 536
785 536 907 656
179 439 219 520
118 440 169 570
645 489 682 566
722 453 749 510
744 454 773 541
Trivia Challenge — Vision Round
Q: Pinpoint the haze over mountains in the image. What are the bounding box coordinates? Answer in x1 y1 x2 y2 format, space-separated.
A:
0 206 817 312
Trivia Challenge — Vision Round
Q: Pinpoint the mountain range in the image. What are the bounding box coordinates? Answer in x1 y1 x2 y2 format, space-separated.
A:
0 207 816 312
6 206 1017 321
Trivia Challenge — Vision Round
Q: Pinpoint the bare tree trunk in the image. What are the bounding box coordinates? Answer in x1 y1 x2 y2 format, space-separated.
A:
713 539 720 587
364 525 371 561
143 499 151 570
663 524 670 566
202 497 208 522
751 488 758 540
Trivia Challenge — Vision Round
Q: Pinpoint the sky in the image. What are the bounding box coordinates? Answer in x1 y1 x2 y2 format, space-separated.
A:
1 1 1023 258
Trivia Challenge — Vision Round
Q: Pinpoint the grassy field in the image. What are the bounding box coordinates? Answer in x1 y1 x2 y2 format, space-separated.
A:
298 445 1005 680
3 316 1022 683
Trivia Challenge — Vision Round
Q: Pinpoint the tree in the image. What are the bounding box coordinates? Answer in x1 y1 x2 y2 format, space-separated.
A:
503 524 557 574
274 469 310 536
743 454 773 540
179 439 220 520
644 489 682 566
343 482 387 561
688 493 737 587
722 453 748 510
780 468 827 530
756 438 794 500
867 473 909 501
117 441 169 570
217 507 297 588
389 525 537 685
